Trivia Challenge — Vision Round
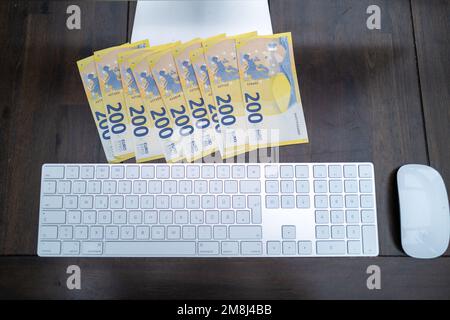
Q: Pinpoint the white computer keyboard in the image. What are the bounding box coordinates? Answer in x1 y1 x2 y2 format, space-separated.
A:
37 163 379 257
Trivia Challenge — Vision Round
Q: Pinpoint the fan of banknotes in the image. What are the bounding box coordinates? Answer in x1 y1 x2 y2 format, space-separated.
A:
77 32 308 163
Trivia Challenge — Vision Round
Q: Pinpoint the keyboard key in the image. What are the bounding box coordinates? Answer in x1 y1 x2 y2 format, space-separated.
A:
205 210 219 224
316 226 330 239
313 180 327 193
361 210 375 223
343 165 357 178
126 166 139 179
295 165 309 178
194 180 207 193
232 165 245 178
171 165 185 178
118 181 132 194
160 210 173 224
40 226 58 239
217 165 230 178
198 241 219 255
43 165 64 179
296 195 310 208
295 180 309 193
265 180 279 193
148 181 162 194
328 165 342 178
39 241 61 255
264 165 278 178
209 180 223 193
313 165 327 178
282 225 296 239
64 196 78 209
141 195 154 209
62 242 79 255
266 195 279 209
141 166 154 179
174 210 188 224
359 164 372 178
331 225 345 239
42 181 56 194
315 210 329 224
345 195 358 208
104 241 196 256
282 241 296 255
347 241 362 254
87 181 101 194
198 226 212 239
224 180 238 193
81 241 102 254
347 225 361 239
362 225 377 255
98 210 112 224
190 210 204 224
66 166 79 179
183 226 196 239
202 165 215 178
103 181 116 194
359 180 373 193
156 195 169 209
163 180 177 193
133 180 147 194
248 195 262 224
213 226 227 239
57 181 71 194
151 226 165 240
314 195 328 208
346 210 360 223
316 241 346 255
121 226 135 239
280 165 294 178
232 195 246 209
217 195 231 209
344 180 358 193
80 196 94 209
73 181 86 194
360 195 374 208
89 226 103 239
221 210 235 224
267 241 281 255
222 241 239 255
156 166 169 179
128 210 142 224
281 195 295 208
136 226 150 240
125 195 139 209
241 241 262 255
179 180 192 194
187 195 201 209
113 210 127 224
67 211 81 224
229 226 262 239
280 180 294 193
96 166 109 179
329 180 343 193
83 211 96 224
41 211 65 224
298 241 312 255
239 180 261 193
186 165 200 178
172 195 185 209
247 165 260 178
74 226 88 239
42 195 63 209
105 226 119 239
167 226 181 239
330 195 343 208
111 166 125 179
330 210 344 223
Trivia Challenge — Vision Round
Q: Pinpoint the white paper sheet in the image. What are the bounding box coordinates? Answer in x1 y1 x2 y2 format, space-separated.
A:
131 0 273 44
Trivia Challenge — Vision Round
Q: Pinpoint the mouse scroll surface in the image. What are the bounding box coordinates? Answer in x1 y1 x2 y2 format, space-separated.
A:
397 165 450 259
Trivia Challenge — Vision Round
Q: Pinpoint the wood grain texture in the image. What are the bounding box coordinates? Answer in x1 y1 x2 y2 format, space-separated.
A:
411 0 450 190
0 0 449 299
0 1 128 255
270 0 428 256
0 256 449 299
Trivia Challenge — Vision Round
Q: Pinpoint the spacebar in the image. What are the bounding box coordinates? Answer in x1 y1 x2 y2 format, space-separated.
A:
105 242 196 256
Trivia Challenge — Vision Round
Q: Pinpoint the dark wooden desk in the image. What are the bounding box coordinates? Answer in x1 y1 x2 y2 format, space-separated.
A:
0 0 449 299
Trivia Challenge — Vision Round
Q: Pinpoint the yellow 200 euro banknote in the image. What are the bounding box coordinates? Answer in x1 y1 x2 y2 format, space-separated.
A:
77 56 118 163
94 39 149 161
130 45 185 163
148 49 202 162
118 49 165 162
236 32 308 149
173 39 218 159
203 32 257 158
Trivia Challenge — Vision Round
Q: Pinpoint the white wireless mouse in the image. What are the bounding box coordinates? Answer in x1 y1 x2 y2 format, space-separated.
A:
397 164 450 259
